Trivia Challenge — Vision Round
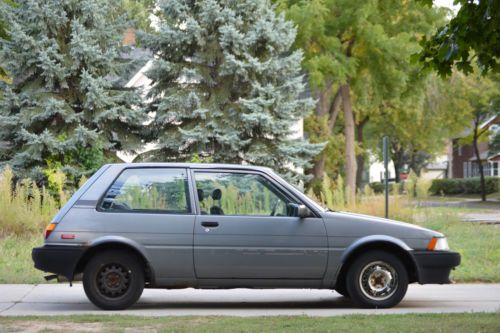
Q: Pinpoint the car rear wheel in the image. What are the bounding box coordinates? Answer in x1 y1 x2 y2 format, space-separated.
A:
346 250 408 308
83 250 144 310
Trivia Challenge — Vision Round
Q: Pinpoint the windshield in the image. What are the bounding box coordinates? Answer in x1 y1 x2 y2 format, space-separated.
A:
270 172 327 212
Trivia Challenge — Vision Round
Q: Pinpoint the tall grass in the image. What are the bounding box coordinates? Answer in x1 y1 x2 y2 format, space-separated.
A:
310 173 438 223
308 174 416 222
0 166 64 235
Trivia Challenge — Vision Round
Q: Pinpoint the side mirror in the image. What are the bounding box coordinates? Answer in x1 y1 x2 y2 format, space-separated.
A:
287 203 312 218
297 204 312 218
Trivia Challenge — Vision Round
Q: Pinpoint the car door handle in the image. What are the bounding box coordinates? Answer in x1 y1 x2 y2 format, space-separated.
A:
201 221 219 228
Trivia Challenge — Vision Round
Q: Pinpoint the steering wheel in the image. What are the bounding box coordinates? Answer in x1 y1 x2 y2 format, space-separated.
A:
110 201 131 211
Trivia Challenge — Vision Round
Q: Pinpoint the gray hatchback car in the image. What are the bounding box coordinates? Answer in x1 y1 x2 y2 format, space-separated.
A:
32 163 460 310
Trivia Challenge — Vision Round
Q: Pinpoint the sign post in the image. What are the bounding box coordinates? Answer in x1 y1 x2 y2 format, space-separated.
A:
383 136 389 219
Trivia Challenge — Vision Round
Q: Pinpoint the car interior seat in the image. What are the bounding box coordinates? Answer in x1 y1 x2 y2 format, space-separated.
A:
210 189 224 215
197 188 208 215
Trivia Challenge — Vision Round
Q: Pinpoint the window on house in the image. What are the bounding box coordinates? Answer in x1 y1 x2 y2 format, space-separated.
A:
492 162 499 177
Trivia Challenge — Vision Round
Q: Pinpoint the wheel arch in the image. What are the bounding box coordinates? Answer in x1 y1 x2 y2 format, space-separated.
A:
74 236 155 285
335 236 419 290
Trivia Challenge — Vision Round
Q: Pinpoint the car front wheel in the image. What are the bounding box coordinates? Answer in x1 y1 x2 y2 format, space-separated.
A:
83 250 144 310
345 250 408 308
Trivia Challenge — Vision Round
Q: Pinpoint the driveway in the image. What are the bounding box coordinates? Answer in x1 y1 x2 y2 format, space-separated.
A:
0 283 498 316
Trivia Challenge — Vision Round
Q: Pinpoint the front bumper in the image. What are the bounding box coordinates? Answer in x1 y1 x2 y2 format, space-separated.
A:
412 250 461 284
32 245 86 280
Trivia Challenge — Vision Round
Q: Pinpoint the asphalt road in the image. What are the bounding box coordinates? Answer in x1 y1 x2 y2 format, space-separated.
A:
0 283 498 316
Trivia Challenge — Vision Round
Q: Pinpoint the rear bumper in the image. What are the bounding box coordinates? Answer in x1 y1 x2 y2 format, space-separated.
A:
32 245 86 280
412 251 461 284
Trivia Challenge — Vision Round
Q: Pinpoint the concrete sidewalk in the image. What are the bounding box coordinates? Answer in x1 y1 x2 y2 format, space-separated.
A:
0 283 499 317
461 213 500 224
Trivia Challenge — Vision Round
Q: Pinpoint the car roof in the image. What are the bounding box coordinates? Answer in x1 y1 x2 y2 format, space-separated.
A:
107 163 274 173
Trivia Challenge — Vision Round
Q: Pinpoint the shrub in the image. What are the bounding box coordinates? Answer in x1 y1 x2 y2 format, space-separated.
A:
0 166 69 236
369 182 384 193
368 182 402 194
430 177 499 195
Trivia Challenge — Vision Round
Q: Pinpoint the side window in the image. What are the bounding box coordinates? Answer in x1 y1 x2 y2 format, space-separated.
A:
100 168 191 214
194 172 296 216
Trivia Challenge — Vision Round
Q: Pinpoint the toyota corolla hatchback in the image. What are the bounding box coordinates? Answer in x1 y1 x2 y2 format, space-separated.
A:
32 163 460 310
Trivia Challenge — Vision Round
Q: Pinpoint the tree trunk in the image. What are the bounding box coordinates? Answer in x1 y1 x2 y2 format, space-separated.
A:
340 84 357 203
393 160 401 183
356 155 365 189
311 158 326 180
311 86 331 179
473 127 487 202
311 87 342 180
355 117 369 190
391 143 406 183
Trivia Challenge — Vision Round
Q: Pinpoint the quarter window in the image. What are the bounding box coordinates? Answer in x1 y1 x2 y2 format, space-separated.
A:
194 172 296 216
100 168 190 214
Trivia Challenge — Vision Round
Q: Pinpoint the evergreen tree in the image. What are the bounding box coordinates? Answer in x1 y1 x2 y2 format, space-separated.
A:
0 0 15 80
139 0 322 180
0 0 145 182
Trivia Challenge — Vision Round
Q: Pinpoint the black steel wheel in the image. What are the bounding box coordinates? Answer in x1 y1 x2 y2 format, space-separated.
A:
83 250 144 310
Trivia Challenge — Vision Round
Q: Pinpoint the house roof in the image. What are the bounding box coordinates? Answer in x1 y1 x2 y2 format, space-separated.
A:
469 151 500 161
424 162 448 170
113 47 153 87
481 115 499 129
455 115 500 139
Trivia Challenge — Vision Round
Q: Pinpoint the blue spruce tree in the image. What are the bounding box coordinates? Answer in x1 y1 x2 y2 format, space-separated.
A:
0 0 145 182
140 0 322 180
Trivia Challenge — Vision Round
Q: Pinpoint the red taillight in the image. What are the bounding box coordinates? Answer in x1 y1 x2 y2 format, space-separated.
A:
44 223 57 239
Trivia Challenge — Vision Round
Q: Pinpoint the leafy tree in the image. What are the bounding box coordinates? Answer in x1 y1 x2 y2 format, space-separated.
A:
0 0 145 183
277 0 445 199
417 0 499 77
454 73 498 201
366 74 472 181
139 0 322 181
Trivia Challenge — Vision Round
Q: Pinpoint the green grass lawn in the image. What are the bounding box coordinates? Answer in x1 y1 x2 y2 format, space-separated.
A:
0 207 498 284
414 208 500 282
0 235 49 284
0 313 499 332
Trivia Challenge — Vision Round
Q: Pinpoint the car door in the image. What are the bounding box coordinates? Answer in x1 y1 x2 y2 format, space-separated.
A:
96 167 196 281
192 170 328 280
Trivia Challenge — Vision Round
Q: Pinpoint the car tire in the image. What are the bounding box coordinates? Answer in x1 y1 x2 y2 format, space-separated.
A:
83 250 144 310
334 282 349 298
346 250 408 308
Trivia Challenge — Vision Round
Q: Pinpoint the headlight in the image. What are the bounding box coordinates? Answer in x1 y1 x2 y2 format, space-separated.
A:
427 237 449 251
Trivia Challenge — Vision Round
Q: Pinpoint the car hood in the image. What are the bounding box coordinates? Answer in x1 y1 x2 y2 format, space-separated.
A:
321 211 443 240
